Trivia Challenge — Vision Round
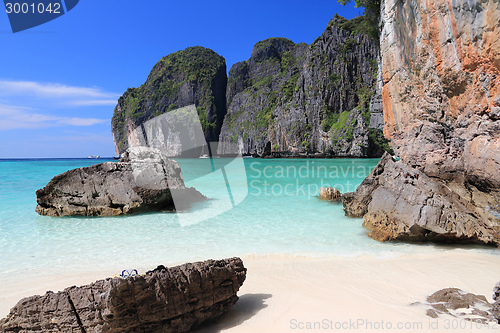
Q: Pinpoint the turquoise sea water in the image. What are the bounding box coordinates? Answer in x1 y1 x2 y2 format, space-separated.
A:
0 158 497 282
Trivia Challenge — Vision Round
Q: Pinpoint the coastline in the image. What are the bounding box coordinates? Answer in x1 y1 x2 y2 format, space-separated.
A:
2 250 499 332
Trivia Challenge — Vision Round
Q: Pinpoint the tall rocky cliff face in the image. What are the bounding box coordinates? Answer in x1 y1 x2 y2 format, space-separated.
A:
380 0 500 189
218 15 389 157
343 0 500 244
380 0 500 205
111 46 227 155
111 16 390 158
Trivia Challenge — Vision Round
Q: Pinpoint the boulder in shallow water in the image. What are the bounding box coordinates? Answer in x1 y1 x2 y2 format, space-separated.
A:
35 147 206 217
0 257 247 333
318 187 341 201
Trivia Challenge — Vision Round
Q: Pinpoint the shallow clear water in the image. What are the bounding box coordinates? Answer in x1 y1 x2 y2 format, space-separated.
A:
0 158 497 280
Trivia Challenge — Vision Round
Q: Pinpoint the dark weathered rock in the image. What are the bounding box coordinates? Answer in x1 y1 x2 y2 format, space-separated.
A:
0 258 247 333
424 288 495 323
342 153 500 246
36 147 206 217
319 187 341 201
218 16 387 157
493 283 500 323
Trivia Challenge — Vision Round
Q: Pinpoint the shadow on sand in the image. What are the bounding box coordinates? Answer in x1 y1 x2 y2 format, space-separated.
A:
194 293 272 333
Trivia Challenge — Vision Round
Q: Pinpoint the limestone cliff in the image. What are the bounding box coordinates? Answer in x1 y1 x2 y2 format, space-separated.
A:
344 0 500 244
111 46 227 155
380 0 500 190
218 15 390 157
111 16 390 158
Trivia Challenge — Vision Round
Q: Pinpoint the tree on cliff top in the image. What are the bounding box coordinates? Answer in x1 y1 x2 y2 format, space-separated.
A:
337 0 381 41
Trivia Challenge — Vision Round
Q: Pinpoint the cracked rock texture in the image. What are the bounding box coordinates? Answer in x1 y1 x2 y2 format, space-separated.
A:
35 147 206 217
0 258 246 333
343 153 500 246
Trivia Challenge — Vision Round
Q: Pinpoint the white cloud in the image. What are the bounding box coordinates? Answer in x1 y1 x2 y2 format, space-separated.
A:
69 100 119 106
0 80 118 98
58 118 108 126
0 103 108 130
0 80 119 106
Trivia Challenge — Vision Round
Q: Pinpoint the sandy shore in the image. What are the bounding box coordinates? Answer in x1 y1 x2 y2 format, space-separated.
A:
1 250 499 332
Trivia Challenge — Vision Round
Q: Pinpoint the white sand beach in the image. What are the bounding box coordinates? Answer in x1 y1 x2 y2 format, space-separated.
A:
1 250 499 332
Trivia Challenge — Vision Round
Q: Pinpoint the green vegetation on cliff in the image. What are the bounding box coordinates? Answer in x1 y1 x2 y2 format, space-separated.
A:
111 46 227 154
337 0 381 41
218 14 382 157
222 38 303 140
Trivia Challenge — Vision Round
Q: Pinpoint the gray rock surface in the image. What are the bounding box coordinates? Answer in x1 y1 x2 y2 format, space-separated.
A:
342 153 500 246
0 258 247 333
36 147 206 217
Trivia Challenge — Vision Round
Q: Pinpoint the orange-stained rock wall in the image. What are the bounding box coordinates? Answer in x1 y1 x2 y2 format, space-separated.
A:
380 0 500 189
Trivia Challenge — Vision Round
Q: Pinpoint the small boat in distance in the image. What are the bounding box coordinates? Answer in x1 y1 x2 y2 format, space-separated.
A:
87 155 100 159
199 154 209 159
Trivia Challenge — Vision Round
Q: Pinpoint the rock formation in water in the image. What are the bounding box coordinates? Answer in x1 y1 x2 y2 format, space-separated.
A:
319 186 342 201
218 15 390 157
0 258 247 333
343 0 500 244
35 147 206 217
111 46 227 155
343 153 500 246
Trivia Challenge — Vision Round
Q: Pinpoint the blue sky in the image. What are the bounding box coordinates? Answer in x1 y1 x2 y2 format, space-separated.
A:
0 0 360 158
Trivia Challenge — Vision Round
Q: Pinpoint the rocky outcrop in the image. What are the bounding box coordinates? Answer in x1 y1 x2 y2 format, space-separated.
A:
343 153 500 246
424 288 496 323
319 186 341 201
35 147 206 217
111 46 227 155
343 0 500 244
0 258 247 333
218 16 389 157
